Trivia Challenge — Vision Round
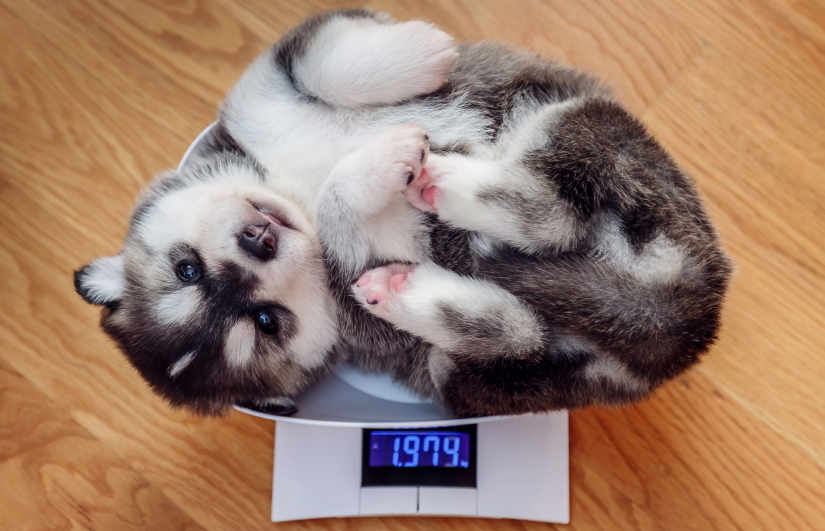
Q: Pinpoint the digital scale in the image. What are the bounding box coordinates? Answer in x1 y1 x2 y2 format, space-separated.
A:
236 365 569 523
182 124 570 524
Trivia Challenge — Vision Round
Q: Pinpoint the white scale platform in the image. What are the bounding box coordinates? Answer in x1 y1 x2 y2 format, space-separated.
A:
183 123 569 524
237 366 569 523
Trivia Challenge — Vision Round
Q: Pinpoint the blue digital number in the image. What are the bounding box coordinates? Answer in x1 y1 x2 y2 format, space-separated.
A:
403 435 420 467
444 436 460 467
392 436 402 467
423 435 440 466
372 431 468 468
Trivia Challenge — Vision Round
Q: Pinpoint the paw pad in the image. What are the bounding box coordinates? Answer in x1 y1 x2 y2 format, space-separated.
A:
352 264 415 313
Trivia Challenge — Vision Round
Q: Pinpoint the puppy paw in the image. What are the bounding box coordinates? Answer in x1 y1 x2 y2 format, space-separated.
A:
403 154 451 213
391 21 459 95
352 263 415 318
365 124 430 194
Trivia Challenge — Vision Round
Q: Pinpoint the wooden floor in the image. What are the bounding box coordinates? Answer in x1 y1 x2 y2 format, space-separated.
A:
1 0 824 529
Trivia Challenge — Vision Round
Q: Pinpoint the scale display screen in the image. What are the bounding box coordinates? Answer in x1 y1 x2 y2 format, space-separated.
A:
361 425 476 487
368 431 470 468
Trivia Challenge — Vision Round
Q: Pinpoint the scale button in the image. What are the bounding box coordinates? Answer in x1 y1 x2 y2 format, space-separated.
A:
359 487 418 515
418 487 478 516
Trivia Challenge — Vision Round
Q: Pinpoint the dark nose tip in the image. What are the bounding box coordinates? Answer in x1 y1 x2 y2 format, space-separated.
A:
239 225 277 261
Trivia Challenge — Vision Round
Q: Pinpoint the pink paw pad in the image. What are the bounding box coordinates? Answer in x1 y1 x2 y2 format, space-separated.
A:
422 185 441 209
389 272 409 292
353 264 415 311
403 158 450 213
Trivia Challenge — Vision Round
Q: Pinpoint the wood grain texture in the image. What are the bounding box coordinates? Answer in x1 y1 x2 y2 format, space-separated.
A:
0 0 823 530
0 357 206 531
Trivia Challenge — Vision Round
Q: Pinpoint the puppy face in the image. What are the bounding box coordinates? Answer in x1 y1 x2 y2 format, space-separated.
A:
75 156 338 414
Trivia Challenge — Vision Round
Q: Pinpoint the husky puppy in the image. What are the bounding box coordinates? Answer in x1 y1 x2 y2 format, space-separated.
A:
74 9 731 417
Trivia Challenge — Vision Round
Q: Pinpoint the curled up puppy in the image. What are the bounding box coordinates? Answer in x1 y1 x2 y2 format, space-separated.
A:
74 9 732 417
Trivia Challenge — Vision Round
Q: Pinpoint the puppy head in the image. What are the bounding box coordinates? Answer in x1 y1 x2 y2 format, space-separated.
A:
74 155 338 415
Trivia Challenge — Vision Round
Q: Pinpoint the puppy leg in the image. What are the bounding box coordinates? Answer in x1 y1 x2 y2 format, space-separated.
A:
352 262 545 358
286 10 458 107
223 10 455 156
404 153 585 254
317 124 431 277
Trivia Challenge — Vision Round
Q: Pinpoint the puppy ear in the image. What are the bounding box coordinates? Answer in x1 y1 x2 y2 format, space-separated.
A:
74 255 126 306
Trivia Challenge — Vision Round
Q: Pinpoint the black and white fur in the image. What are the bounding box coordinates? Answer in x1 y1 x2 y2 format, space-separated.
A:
75 9 731 417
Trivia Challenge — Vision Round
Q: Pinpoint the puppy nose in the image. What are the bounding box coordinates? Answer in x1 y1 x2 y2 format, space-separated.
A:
239 225 277 261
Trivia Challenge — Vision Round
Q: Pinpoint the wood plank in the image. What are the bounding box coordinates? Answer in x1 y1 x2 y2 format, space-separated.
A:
372 0 704 114
568 373 825 531
0 357 207 531
643 42 825 468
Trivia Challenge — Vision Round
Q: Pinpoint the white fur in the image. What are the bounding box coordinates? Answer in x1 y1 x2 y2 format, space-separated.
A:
168 351 197 378
79 255 125 304
222 36 487 222
354 263 545 356
273 267 339 369
329 124 429 216
225 320 256 368
594 213 685 283
424 154 581 252
584 356 649 393
293 18 458 107
427 346 456 389
496 97 585 156
154 287 201 325
317 125 432 275
555 335 649 393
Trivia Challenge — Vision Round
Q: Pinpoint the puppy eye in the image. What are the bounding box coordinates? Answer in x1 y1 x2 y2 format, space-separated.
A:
176 262 201 282
257 310 278 335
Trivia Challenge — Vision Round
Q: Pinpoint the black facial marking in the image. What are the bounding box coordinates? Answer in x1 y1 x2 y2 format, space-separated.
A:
201 260 260 300
98 243 310 416
204 121 249 158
